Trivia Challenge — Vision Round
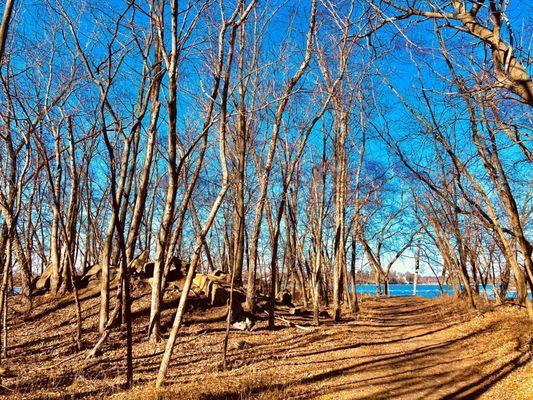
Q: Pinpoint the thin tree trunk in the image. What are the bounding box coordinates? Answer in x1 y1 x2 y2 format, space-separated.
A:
0 0 15 62
0 234 12 361
413 241 421 296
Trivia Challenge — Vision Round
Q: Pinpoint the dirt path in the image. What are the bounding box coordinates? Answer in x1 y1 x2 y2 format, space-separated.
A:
266 297 532 400
4 292 532 399
115 296 531 400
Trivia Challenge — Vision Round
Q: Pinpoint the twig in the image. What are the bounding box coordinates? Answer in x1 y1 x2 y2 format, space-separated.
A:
275 316 316 331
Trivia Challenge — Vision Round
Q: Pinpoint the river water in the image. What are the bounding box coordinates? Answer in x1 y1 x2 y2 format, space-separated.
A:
13 283 528 298
353 284 523 298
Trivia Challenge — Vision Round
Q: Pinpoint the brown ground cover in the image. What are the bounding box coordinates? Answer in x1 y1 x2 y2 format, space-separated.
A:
2 285 532 399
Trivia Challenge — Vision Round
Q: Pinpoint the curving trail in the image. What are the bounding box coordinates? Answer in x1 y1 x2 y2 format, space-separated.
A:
153 296 532 400
271 297 532 400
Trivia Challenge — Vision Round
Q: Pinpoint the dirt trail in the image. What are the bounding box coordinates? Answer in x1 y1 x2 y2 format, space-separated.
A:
265 297 532 400
147 296 531 400
4 292 532 399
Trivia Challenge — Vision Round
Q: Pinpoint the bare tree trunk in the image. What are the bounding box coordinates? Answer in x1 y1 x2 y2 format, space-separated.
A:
413 240 421 296
0 235 11 361
149 48 178 340
49 150 62 295
12 231 31 304
230 26 247 285
349 237 359 312
0 0 15 62
125 56 161 263
98 136 132 332
222 252 237 370
332 123 347 320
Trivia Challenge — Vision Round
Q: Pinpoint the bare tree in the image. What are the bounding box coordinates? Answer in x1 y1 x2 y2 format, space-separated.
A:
245 0 318 312
0 0 15 63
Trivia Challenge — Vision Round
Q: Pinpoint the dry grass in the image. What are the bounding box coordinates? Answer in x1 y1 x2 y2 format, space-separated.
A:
2 284 531 399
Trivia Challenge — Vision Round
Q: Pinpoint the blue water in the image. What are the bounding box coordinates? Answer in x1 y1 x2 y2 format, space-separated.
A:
11 284 527 298
353 284 522 299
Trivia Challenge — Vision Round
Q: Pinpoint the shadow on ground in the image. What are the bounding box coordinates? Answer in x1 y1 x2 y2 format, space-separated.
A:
4 290 532 399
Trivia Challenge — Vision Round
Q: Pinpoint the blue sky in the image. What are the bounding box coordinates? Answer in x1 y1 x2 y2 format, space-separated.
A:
6 0 532 275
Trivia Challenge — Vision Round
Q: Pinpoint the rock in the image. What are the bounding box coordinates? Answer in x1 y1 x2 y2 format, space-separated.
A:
166 280 181 291
289 307 302 316
211 283 230 306
197 269 229 285
84 263 102 278
35 278 48 291
131 250 150 274
130 251 153 278
193 271 245 308
166 256 184 282
193 273 209 292
80 263 118 287
134 255 184 282
277 289 292 306
231 317 254 331
140 261 155 278
35 264 54 290
211 269 227 279
230 300 244 323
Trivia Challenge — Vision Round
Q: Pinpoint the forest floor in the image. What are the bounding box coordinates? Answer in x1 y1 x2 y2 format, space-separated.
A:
1 282 532 399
